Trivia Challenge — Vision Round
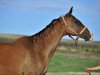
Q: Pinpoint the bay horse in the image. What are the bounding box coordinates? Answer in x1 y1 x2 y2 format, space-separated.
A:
0 7 91 75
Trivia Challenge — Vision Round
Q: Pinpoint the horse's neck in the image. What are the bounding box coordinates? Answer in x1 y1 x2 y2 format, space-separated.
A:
31 20 66 62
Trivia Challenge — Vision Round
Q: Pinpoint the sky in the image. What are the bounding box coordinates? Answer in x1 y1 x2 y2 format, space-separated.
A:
0 0 100 41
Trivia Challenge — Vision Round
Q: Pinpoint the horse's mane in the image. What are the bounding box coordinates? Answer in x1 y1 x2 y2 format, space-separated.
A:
30 18 59 40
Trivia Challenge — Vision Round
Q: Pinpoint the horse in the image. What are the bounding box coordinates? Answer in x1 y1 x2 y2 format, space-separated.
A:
0 7 91 75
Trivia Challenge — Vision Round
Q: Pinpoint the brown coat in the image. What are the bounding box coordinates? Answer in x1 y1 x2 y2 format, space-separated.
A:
0 7 91 75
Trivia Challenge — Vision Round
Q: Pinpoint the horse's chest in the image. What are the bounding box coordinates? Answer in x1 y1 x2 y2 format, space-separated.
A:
22 56 46 75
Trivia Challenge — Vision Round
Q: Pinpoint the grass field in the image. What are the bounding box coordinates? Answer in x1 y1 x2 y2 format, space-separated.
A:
48 52 100 72
0 34 100 72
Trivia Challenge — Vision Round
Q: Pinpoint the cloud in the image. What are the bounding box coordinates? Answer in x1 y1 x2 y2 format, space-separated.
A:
0 0 66 11
0 0 100 13
0 0 100 18
0 0 100 16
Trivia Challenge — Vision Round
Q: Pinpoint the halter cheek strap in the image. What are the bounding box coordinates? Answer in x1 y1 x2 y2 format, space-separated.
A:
61 16 87 42
62 16 78 35
79 26 87 35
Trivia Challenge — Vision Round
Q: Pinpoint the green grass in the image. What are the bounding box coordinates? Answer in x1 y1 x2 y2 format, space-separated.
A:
48 52 100 72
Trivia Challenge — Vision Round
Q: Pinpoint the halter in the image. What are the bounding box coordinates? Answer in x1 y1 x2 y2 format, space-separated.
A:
61 16 91 75
61 16 87 42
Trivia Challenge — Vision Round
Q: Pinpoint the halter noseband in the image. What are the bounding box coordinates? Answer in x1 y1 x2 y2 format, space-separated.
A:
61 16 87 42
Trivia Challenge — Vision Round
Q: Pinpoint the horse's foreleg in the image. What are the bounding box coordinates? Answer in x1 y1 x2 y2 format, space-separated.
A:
41 67 47 75
41 71 47 75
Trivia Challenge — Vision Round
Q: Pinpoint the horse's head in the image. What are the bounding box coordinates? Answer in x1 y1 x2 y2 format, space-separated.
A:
62 7 91 41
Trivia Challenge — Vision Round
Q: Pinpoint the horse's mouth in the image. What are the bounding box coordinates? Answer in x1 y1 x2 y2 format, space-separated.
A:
79 35 91 41
84 37 90 41
84 36 91 41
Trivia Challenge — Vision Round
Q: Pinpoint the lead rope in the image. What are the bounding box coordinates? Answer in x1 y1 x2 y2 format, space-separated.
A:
75 38 91 75
88 71 91 75
68 35 91 75
87 32 94 75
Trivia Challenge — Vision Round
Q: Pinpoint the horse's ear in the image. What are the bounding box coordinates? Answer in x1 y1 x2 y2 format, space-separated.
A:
68 7 73 15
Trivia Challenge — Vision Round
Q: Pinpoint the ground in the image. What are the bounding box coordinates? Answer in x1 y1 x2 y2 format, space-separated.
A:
46 72 100 75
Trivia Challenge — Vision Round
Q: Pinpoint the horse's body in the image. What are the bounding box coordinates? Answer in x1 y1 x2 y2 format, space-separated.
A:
0 7 91 75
